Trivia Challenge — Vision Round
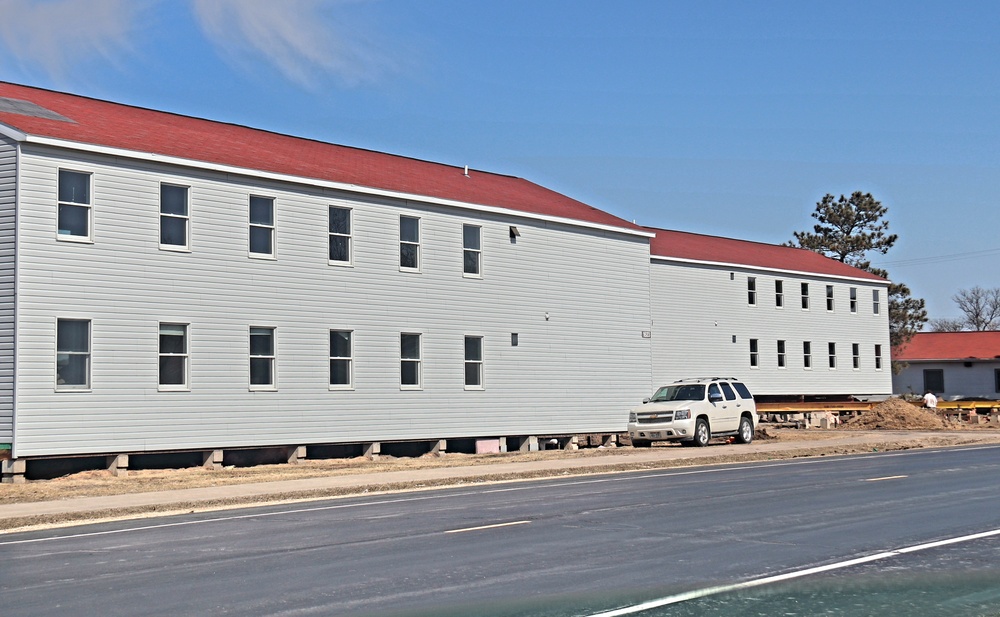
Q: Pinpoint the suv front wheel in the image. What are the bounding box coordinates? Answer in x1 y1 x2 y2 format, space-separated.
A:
692 418 710 447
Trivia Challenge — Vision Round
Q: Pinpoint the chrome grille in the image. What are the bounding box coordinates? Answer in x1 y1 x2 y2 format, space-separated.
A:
638 412 673 424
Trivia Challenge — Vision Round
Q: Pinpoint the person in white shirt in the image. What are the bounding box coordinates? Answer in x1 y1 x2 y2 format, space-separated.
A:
923 390 938 408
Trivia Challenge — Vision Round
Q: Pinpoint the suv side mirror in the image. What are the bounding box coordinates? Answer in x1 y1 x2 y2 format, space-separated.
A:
709 392 723 403
642 398 650 404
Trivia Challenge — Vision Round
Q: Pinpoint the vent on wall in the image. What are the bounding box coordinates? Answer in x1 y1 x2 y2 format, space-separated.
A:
0 97 74 123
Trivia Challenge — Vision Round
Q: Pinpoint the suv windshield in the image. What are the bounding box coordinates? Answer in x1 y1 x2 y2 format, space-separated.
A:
650 384 706 402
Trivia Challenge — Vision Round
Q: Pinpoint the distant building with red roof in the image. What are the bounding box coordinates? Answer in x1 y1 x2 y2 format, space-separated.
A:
893 332 1000 399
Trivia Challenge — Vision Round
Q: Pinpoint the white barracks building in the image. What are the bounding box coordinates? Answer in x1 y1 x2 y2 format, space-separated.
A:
0 83 891 469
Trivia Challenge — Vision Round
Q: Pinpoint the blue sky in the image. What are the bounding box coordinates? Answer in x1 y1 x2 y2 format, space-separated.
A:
1 0 998 320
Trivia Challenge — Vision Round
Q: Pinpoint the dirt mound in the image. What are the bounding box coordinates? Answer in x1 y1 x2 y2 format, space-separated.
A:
842 398 948 430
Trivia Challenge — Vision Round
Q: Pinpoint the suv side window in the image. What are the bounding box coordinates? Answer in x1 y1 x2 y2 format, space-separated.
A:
708 383 722 400
733 382 753 399
719 382 737 400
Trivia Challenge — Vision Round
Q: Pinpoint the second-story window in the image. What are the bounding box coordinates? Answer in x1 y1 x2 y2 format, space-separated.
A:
58 169 91 240
873 290 881 314
775 280 784 308
400 215 420 270
747 277 757 306
801 283 810 309
249 195 274 257
329 206 351 264
463 224 481 276
826 285 835 311
850 287 858 313
160 184 189 249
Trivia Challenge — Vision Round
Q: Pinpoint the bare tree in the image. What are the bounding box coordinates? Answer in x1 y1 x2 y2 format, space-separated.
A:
928 318 966 332
953 286 1000 331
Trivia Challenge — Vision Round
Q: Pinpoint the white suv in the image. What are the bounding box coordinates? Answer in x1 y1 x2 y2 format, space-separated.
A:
627 378 758 447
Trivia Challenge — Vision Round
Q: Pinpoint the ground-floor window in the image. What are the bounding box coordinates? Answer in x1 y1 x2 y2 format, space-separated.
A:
250 327 276 389
56 318 90 389
465 336 483 388
329 330 353 388
159 323 188 389
923 369 944 394
401 333 421 388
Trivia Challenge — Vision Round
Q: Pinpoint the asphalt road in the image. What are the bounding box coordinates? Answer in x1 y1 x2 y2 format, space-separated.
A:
2 445 999 616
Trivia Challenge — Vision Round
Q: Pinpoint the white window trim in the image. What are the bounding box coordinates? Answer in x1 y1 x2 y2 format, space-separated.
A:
55 317 91 392
158 322 190 392
400 332 422 390
328 206 353 267
826 285 835 312
747 277 757 306
801 283 810 310
329 329 354 390
463 224 482 279
399 215 421 273
249 195 276 260
159 182 191 252
56 168 94 243
849 287 858 314
464 335 484 390
249 326 277 391
774 280 784 309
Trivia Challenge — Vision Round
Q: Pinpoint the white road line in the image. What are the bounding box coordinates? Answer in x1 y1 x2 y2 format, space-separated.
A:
3 444 997 546
863 475 908 481
444 520 530 534
586 527 1000 617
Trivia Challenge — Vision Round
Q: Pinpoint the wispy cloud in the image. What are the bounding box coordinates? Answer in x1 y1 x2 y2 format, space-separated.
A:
0 0 140 78
188 0 395 88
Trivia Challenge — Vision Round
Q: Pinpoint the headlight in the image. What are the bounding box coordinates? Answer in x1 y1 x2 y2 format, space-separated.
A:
628 412 637 422
675 409 691 420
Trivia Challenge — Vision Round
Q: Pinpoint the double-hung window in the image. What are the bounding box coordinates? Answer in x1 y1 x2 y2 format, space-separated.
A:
160 184 189 249
749 338 759 367
828 342 837 369
873 290 881 314
465 336 483 388
775 280 784 308
875 344 883 370
56 319 90 389
850 287 858 313
400 216 420 270
463 224 481 276
329 330 353 388
249 327 276 389
249 196 275 257
777 340 786 368
400 333 421 388
826 285 835 311
329 206 352 264
803 341 812 369
852 343 860 369
801 283 810 309
159 323 188 389
57 169 91 240
747 277 757 306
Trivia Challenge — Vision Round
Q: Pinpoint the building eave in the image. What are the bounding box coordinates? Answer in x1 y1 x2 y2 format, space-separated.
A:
649 255 891 285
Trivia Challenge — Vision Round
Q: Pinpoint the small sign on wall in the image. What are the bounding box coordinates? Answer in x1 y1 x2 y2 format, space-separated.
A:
642 331 651 338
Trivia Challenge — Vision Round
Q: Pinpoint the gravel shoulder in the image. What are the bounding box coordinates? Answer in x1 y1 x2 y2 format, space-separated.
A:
2 428 1000 534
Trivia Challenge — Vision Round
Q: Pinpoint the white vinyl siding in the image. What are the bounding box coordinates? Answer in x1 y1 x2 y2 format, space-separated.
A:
10 143 653 456
0 136 14 442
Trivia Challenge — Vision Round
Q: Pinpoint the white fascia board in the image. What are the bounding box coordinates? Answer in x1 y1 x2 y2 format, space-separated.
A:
650 255 891 286
0 122 27 142
24 135 654 239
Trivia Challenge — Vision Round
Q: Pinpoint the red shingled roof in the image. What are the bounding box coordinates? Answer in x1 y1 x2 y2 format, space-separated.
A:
0 82 639 232
894 331 1000 361
646 227 887 282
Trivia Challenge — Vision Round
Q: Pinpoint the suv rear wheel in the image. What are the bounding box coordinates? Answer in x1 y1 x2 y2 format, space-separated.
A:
736 416 754 444
692 418 710 447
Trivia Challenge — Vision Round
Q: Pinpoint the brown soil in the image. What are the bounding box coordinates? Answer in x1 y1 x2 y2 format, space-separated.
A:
842 398 949 430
